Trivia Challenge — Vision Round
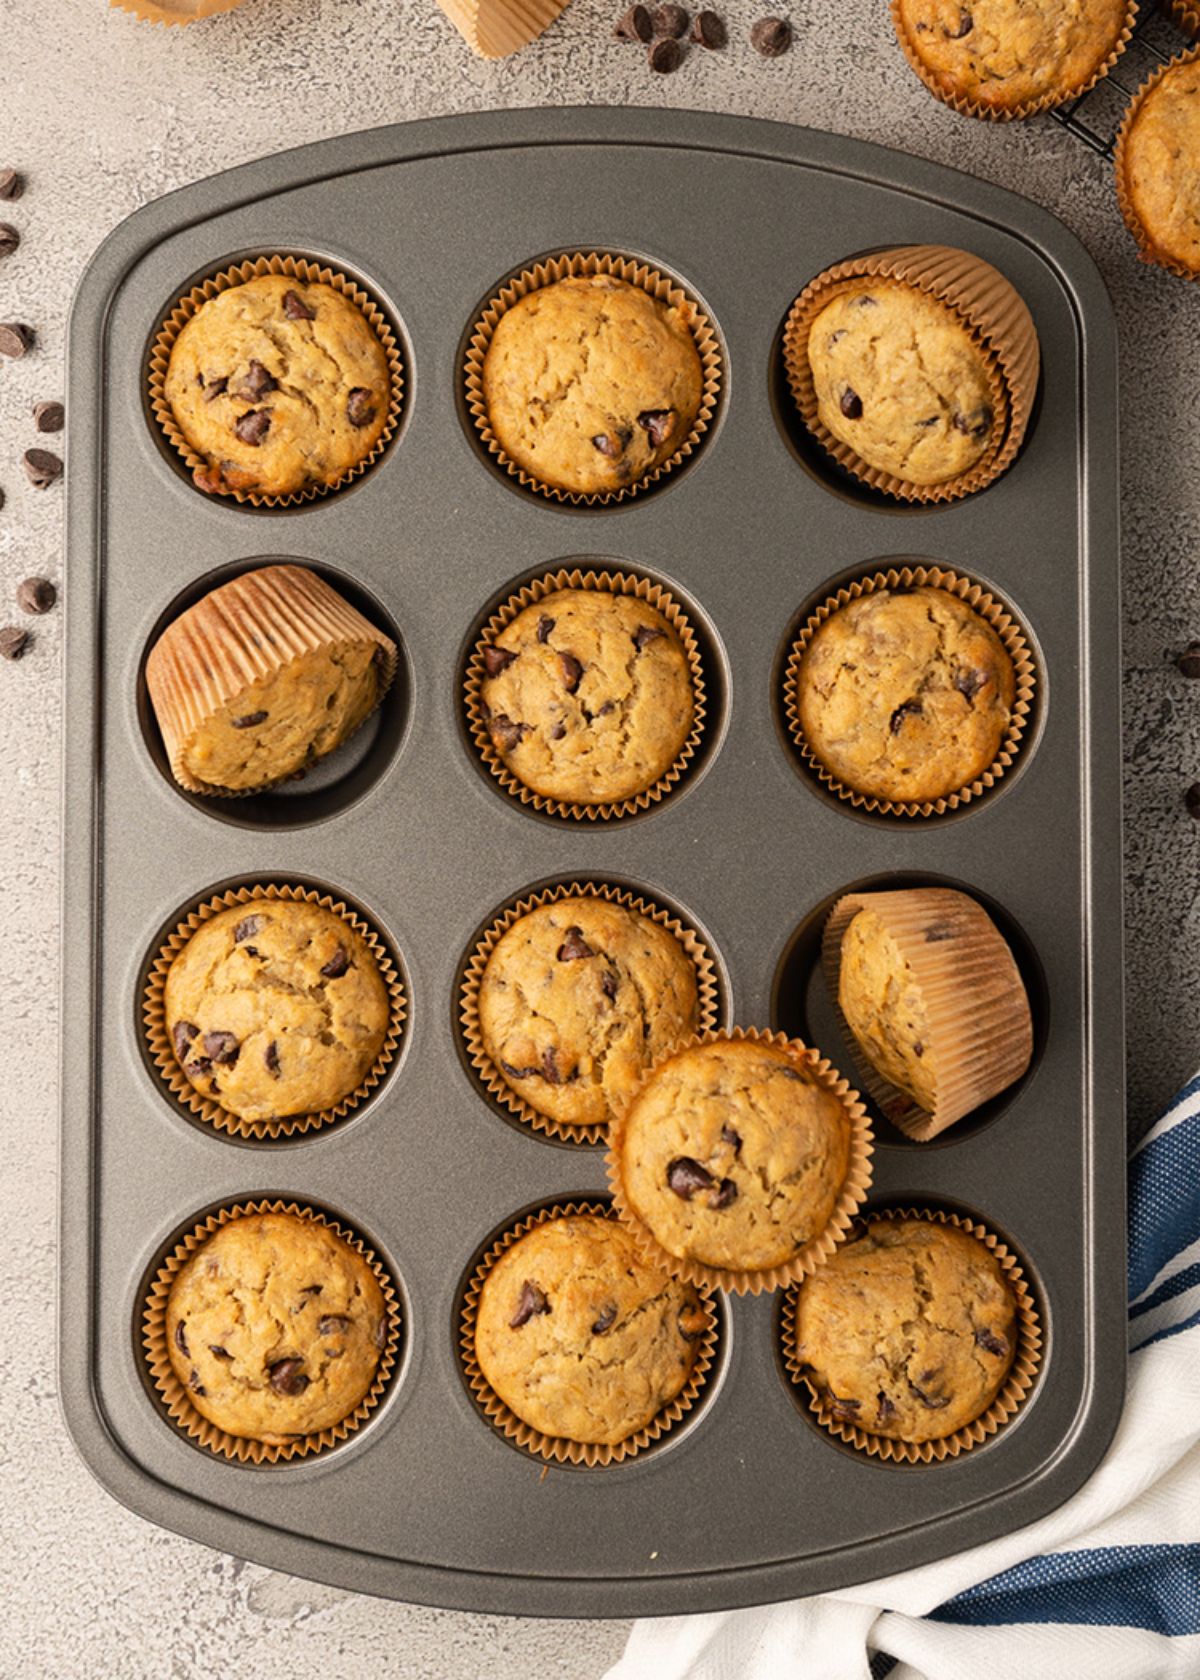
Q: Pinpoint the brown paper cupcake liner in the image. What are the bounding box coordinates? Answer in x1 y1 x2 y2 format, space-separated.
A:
148 255 404 506
459 1199 719 1467
143 1197 402 1465
435 0 570 57
146 563 399 799
890 0 1137 120
143 883 406 1141
822 886 1034 1141
111 0 247 21
464 251 723 506
782 564 1037 818
464 566 707 821
1163 0 1200 38
1114 45 1200 280
783 245 1040 504
460 881 722 1147
607 1027 874 1296
781 1205 1042 1463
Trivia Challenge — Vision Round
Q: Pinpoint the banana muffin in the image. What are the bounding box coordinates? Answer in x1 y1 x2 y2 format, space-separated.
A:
614 1038 857 1277
794 1216 1018 1443
805 282 1001 486
795 586 1016 805
164 274 392 498
476 588 695 806
164 898 390 1123
477 896 702 1133
894 0 1131 115
473 1213 709 1447
1117 51 1200 277
165 1212 388 1442
837 908 938 1114
481 275 704 496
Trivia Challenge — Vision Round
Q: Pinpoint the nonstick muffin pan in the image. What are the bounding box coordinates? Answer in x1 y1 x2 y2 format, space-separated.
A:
60 107 1125 1617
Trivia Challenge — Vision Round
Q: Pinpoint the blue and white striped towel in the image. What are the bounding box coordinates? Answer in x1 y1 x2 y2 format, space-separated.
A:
606 1077 1200 1680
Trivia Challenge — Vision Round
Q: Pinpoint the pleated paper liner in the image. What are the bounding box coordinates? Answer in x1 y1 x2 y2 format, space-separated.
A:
111 0 247 21
459 1199 719 1467
780 1206 1042 1464
143 1198 402 1465
464 251 724 506
464 567 707 821
1114 46 1200 281
1163 0 1200 37
148 255 404 506
145 563 398 798
460 881 722 1147
607 1027 874 1296
143 883 406 1141
822 887 1034 1142
890 0 1137 120
782 245 1040 504
435 0 570 57
782 564 1037 818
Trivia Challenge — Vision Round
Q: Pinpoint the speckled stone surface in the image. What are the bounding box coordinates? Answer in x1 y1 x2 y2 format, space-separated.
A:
2 0 1197 1670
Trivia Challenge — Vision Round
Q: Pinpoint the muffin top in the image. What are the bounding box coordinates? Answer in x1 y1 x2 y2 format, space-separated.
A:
838 909 937 1114
477 589 695 806
165 1212 388 1441
796 586 1016 805
794 1217 1018 1443
895 0 1130 113
477 896 701 1133
616 1039 854 1275
481 275 704 496
1120 55 1200 274
164 276 391 497
474 1213 708 1446
806 281 1000 487
164 898 390 1123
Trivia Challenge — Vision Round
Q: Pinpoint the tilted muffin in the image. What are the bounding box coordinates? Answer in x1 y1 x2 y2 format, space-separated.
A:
806 282 1000 486
164 898 390 1123
794 1217 1017 1443
796 586 1016 805
164 275 392 498
614 1038 856 1277
1116 52 1200 277
473 1213 708 1447
165 1212 389 1442
838 909 938 1114
477 896 702 1133
476 588 695 806
481 275 704 496
894 0 1131 116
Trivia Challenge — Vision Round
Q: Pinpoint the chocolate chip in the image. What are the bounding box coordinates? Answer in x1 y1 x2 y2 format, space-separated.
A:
840 387 863 420
499 1060 540 1080
202 375 229 403
709 1177 738 1210
601 970 618 1000
236 359 277 402
16 577 54 615
666 1156 714 1199
691 8 725 44
1177 643 1200 679
346 387 376 428
537 615 555 643
488 713 529 753
189 1370 206 1396
829 1395 861 1420
890 699 923 733
265 1040 281 1078
954 666 988 701
300 1284 323 1296
853 294 879 308
317 1315 351 1335
633 624 666 650
209 1345 232 1360
876 1391 898 1422
913 1041 925 1058
654 2 688 34
614 2 654 37
509 1280 550 1328
282 289 315 321
750 14 790 54
171 1021 198 1061
944 8 972 33
267 1358 310 1396
0 224 18 260
559 652 584 691
916 414 939 429
909 1382 949 1409
184 1058 212 1078
32 401 63 433
637 408 675 447
541 1046 564 1085
482 644 517 677
720 1124 742 1156
0 322 34 358
230 710 268 729
975 1328 1009 1357
592 433 621 457
321 945 350 979
592 1303 618 1335
557 926 595 961
953 405 992 438
174 1321 189 1356
203 1030 240 1066
24 448 62 488
0 170 23 201
551 722 567 740
234 915 262 943
233 408 271 446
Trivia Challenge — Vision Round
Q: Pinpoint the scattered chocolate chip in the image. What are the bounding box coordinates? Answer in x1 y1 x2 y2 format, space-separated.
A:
500 1060 540 1080
300 1284 323 1296
557 926 596 961
592 1303 618 1335
16 577 55 615
916 414 939 429
202 375 229 403
778 1065 806 1082
282 289 315 321
267 1357 310 1396
174 1321 189 1357
876 1391 898 1422
23 449 62 489
913 1041 925 1058
829 1395 861 1420
321 945 350 979
601 970 618 1000
234 915 262 943
185 1057 213 1078
909 1382 949 1409
0 322 33 358
489 713 529 753
633 624 666 650
203 1030 240 1066
0 170 23 201
666 1156 715 1199
592 432 622 457
720 1124 742 1156
541 1046 564 1085
614 2 654 37
233 408 271 446
317 1315 351 1335
208 1345 232 1361
750 14 790 54
483 644 517 677
654 2 689 34
0 224 18 260
890 699 923 733
32 400 63 434
537 615 555 643
559 651 584 691
691 8 725 44
1187 783 1200 820
510 1280 550 1328
265 1040 281 1078
944 7 972 33
637 407 675 447
975 1328 1009 1357
189 1370 206 1396
709 1176 738 1210
840 387 863 420
953 405 992 438
346 387 376 428
551 722 567 740
230 710 268 729
853 293 879 308
954 666 988 701
171 1021 199 1061
1177 643 1200 679
236 359 277 402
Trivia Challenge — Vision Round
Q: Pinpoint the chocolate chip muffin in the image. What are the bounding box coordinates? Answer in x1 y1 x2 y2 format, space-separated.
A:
164 899 391 1122
164 275 391 497
837 909 938 1114
474 1213 708 1447
481 275 704 495
614 1038 856 1276
1117 52 1200 277
165 1212 388 1442
477 588 695 806
796 587 1016 805
794 1217 1017 1443
895 0 1130 114
477 896 702 1133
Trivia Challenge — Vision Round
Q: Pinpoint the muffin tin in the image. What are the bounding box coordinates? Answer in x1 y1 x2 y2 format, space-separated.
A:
60 108 1125 1616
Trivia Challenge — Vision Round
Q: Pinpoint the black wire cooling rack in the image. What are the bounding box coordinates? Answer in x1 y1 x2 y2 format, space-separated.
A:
1049 5 1189 155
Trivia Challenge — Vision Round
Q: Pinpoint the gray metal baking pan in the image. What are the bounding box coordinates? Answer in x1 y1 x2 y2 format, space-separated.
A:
60 106 1125 1618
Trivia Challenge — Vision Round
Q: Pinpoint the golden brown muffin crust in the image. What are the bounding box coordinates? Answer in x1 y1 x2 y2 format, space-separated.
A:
838 909 939 1114
1121 55 1200 273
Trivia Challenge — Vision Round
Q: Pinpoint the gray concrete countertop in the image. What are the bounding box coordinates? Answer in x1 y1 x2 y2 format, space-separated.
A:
2 0 1197 1671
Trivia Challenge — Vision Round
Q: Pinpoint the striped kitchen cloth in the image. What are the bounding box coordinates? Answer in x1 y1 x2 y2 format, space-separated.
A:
606 1076 1200 1680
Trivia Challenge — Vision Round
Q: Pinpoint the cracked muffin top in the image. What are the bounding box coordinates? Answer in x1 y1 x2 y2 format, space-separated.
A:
164 275 391 498
473 1213 709 1446
796 586 1016 805
481 275 704 496
476 588 695 806
794 1217 1018 1443
895 0 1130 114
164 899 390 1123
477 896 702 1134
1118 54 1200 276
165 1212 388 1442
805 281 1000 487
615 1039 855 1276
